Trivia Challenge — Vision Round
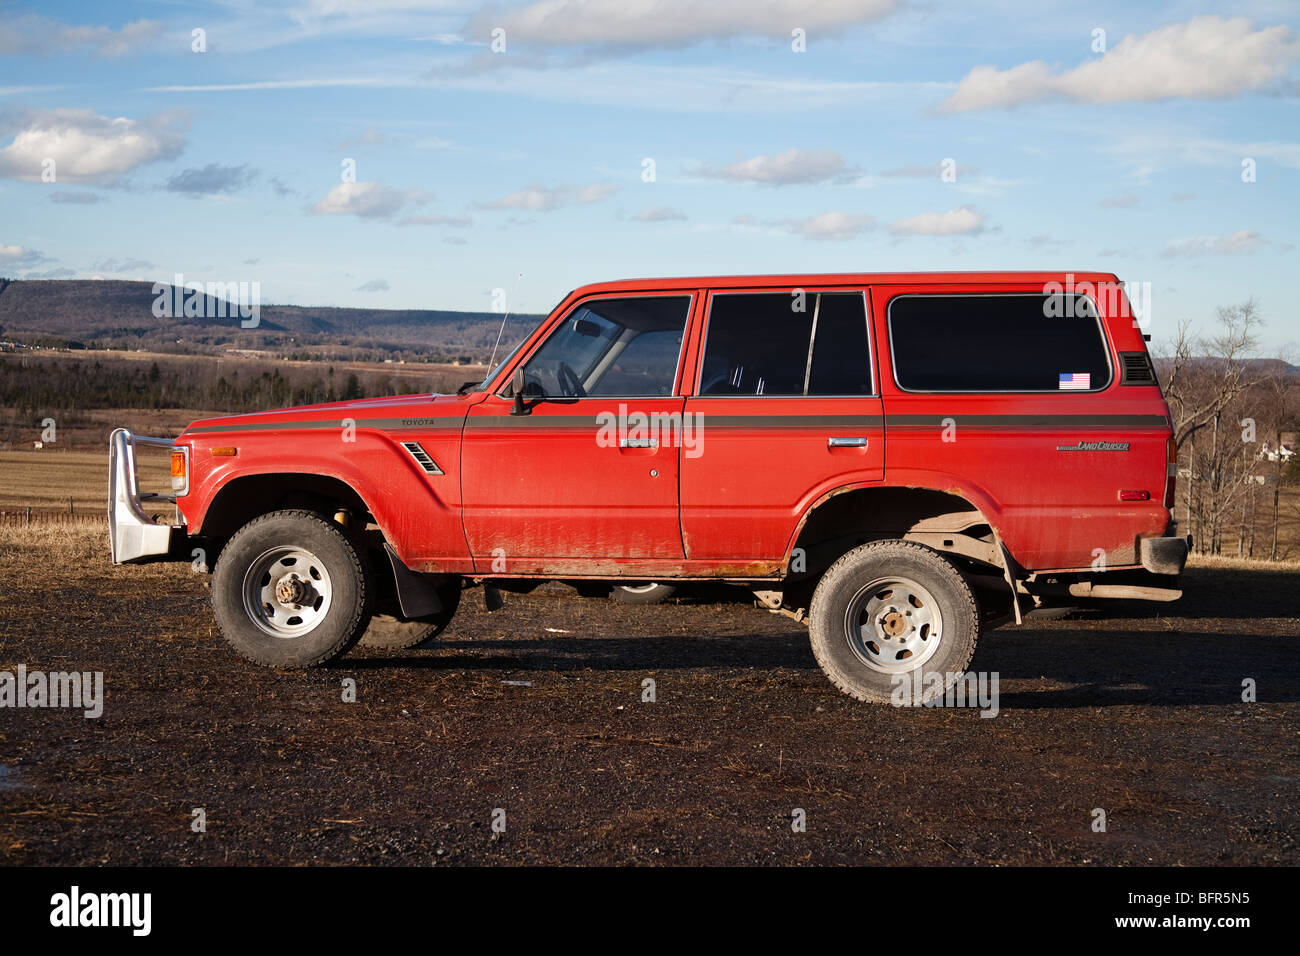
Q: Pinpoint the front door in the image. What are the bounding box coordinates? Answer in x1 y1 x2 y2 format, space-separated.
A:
461 292 696 573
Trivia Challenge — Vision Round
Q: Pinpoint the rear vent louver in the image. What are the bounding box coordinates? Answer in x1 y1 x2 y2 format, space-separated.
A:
1119 351 1157 386
401 441 444 475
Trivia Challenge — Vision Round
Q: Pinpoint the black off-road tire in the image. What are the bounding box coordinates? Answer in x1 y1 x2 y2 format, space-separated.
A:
361 581 462 649
609 583 678 605
212 509 372 667
809 540 980 703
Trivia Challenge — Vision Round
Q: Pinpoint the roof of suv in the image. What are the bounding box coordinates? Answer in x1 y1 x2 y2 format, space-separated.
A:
570 271 1122 299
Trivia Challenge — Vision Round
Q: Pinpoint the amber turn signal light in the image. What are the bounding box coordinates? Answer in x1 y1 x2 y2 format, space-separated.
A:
210 447 238 457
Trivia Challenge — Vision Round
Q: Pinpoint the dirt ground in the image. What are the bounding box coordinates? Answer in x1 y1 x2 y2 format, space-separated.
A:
0 523 1296 866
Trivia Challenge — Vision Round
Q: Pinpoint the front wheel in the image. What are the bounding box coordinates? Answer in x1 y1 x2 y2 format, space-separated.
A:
212 510 372 667
808 540 980 703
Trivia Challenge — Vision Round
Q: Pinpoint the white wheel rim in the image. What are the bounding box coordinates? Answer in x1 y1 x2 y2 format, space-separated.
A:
241 546 334 638
843 576 943 674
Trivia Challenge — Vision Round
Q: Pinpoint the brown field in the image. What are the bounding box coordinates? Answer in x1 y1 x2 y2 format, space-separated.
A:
0 448 172 517
0 518 1296 866
1 348 489 451
54 346 489 381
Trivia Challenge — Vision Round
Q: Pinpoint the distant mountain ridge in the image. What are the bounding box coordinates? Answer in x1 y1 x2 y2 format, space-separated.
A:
0 278 545 359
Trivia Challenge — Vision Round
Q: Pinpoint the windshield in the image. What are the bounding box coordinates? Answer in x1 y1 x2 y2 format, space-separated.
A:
469 306 557 393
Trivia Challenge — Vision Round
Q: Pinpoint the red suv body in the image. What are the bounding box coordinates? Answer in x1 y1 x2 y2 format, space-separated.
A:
110 272 1187 701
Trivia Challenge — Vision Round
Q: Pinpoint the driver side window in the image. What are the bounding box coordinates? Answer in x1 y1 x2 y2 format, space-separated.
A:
518 296 690 398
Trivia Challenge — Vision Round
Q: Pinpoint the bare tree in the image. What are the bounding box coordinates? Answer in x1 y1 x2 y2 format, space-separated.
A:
1162 300 1264 448
1158 300 1267 554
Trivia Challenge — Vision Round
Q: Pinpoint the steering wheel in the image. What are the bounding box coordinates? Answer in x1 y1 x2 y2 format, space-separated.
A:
556 361 587 398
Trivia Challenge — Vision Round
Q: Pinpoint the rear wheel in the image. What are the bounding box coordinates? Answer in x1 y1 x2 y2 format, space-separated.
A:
212 510 371 667
809 540 980 703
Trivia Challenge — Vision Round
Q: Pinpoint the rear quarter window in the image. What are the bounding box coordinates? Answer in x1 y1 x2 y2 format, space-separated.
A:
887 293 1112 392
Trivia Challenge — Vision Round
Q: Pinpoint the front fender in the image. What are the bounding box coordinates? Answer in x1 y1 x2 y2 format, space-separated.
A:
179 428 468 569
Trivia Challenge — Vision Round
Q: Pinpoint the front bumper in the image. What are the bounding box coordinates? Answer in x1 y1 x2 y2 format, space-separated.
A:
108 428 185 564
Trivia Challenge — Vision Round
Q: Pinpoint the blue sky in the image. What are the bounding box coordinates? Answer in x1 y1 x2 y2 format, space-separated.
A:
1 0 1298 351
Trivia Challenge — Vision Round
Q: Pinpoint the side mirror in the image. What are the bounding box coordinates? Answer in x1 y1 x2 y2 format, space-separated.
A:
509 367 528 416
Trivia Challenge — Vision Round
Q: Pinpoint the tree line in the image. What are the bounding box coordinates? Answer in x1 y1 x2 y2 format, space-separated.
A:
1158 299 1300 561
0 354 470 418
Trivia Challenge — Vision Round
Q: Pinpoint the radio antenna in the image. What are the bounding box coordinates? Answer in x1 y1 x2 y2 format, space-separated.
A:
488 272 523 370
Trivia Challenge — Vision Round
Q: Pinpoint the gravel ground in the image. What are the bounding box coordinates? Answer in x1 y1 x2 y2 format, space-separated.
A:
1 529 1296 866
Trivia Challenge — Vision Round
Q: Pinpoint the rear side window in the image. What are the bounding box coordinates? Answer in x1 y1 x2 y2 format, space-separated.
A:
888 293 1111 392
700 292 872 396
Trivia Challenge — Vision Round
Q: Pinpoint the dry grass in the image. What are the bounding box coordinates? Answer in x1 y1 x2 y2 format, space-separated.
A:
0 448 171 515
1186 552 1300 572
0 516 106 561
3 509 1299 574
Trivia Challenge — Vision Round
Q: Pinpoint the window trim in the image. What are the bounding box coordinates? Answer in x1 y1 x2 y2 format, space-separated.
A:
494 291 695 401
693 288 877 399
885 291 1115 395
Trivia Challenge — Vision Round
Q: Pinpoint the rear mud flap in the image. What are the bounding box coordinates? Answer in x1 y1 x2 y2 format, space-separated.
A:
997 540 1023 625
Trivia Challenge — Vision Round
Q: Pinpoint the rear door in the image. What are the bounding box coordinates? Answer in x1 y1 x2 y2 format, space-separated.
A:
679 286 884 564
873 283 1169 570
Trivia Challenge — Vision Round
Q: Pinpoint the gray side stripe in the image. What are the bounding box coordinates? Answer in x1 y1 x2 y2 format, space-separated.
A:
187 416 466 434
464 414 885 429
188 412 1168 434
885 414 1169 429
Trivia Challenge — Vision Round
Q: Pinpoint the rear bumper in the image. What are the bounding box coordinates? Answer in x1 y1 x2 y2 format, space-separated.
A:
1140 535 1189 576
108 428 186 564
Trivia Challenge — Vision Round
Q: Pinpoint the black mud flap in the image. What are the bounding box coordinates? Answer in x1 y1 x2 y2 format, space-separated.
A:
383 543 444 619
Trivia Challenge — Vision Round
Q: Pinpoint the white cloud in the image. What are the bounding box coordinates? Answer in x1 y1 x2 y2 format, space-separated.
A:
941 16 1300 112
311 180 431 218
1024 234 1066 250
0 244 46 263
1099 131 1300 172
478 182 617 211
399 213 472 227
166 163 257 196
463 0 896 52
293 1 461 20
143 78 403 93
49 190 103 204
0 17 163 58
782 212 875 241
94 257 155 273
355 278 390 292
880 161 979 179
0 108 187 186
146 67 945 115
1161 230 1267 257
632 205 687 222
1097 192 1141 209
697 148 856 186
890 206 986 236
338 126 388 150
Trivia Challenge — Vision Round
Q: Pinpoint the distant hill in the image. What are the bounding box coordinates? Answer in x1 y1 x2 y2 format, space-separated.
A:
1152 355 1300 378
0 278 545 361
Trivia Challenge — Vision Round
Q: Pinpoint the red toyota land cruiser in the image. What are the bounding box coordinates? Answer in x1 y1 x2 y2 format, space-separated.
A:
109 272 1187 702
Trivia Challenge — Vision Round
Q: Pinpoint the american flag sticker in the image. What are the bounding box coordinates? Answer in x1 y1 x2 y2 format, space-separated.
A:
1059 372 1091 390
